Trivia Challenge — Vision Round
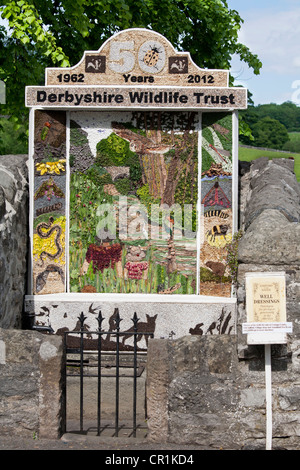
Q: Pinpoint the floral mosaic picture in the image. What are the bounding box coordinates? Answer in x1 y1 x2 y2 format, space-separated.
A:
32 110 66 294
69 111 199 294
32 110 234 297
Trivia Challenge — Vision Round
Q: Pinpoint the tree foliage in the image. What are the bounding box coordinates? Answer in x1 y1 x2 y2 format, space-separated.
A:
251 116 290 150
0 0 262 149
239 101 300 149
241 101 300 134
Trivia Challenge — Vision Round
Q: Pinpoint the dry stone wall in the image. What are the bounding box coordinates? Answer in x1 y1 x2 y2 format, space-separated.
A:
236 157 300 449
237 157 300 342
0 154 28 329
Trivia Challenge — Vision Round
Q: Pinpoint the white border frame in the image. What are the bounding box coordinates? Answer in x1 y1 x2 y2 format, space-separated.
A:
232 110 239 234
28 107 35 296
65 111 70 292
27 107 239 304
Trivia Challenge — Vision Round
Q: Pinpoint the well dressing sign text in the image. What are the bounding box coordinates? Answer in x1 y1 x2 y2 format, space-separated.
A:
244 272 290 345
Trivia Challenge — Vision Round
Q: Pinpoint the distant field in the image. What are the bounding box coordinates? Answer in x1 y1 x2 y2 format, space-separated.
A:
238 145 300 182
289 132 300 142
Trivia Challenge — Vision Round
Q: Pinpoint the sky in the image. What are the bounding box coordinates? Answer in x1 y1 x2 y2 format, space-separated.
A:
228 0 300 106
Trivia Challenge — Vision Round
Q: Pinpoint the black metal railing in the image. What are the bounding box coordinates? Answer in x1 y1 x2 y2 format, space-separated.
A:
63 308 153 438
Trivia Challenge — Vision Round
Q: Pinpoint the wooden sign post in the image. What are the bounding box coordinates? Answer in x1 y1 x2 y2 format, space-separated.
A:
243 272 292 450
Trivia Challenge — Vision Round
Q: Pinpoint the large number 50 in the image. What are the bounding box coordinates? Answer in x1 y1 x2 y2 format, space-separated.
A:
109 40 166 74
109 41 135 73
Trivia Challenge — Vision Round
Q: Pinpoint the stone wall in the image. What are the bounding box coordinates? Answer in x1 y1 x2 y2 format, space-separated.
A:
147 336 260 450
146 157 300 450
237 157 300 351
0 327 65 439
146 333 300 450
1 154 300 447
237 157 300 448
0 155 28 329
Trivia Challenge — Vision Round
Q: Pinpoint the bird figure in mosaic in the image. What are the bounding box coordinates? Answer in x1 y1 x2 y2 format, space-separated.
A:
111 122 172 155
40 121 51 141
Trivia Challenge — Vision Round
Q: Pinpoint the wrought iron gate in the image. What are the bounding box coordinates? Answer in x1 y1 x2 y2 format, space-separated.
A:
63 309 153 437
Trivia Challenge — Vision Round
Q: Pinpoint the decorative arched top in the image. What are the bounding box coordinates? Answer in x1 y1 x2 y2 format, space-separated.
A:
45 28 229 88
26 28 247 110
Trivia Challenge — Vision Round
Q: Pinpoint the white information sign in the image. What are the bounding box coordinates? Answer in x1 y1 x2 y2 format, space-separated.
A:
243 272 292 450
244 272 289 345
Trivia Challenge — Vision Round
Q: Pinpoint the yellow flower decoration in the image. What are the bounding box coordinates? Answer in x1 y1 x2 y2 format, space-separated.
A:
206 233 232 248
36 159 66 175
33 216 66 265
